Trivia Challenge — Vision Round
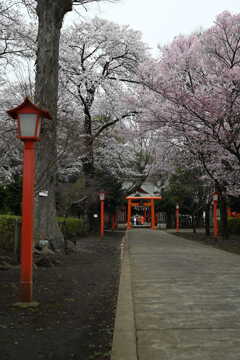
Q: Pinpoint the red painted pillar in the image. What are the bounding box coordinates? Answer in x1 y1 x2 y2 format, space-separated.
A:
176 204 180 233
100 199 105 238
213 193 219 237
20 140 36 302
151 199 156 230
127 199 132 229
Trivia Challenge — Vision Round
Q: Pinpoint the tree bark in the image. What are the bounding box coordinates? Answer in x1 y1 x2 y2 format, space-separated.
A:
82 114 94 177
81 90 95 228
34 0 72 248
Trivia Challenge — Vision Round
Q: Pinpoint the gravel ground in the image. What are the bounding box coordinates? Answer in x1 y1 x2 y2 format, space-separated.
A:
0 231 124 360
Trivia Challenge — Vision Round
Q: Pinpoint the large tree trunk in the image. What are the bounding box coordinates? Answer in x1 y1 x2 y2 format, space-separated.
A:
82 114 94 177
81 100 95 229
34 0 72 248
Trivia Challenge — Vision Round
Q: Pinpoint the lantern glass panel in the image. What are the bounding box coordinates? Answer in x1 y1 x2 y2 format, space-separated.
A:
19 113 38 137
99 193 105 201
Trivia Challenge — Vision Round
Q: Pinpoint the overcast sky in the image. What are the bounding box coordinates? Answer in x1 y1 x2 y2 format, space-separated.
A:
64 0 240 54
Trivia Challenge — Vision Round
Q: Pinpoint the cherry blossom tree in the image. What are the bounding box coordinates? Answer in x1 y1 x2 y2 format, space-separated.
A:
131 11 240 239
0 1 38 186
0 86 22 185
0 1 23 62
60 17 148 177
140 11 240 195
57 17 148 222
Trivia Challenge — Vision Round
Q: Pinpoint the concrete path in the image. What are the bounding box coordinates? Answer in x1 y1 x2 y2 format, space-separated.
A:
111 229 240 360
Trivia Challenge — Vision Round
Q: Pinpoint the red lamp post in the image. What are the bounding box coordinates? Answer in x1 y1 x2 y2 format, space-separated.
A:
176 204 180 233
99 191 105 238
7 97 51 302
213 192 219 238
127 198 132 229
151 198 156 230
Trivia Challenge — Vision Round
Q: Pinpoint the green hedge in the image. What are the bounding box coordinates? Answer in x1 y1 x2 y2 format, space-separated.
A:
228 217 240 235
58 217 89 239
0 215 21 251
0 215 89 251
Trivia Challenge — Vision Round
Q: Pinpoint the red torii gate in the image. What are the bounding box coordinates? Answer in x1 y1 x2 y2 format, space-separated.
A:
126 194 162 230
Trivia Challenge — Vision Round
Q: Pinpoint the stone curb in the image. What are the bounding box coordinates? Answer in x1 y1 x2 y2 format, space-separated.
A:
111 232 137 360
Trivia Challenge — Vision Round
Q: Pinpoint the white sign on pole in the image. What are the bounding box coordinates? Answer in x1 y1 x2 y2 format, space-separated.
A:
39 191 49 197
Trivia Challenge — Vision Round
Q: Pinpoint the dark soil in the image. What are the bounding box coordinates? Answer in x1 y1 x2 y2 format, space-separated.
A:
173 230 240 255
0 231 124 360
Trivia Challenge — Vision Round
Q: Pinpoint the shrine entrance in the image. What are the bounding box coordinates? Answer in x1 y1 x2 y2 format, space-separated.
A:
126 194 162 230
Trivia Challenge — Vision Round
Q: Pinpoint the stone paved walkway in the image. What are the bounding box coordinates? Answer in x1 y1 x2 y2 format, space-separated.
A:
111 229 240 360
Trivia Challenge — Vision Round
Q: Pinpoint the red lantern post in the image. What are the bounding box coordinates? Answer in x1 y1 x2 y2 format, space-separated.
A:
213 192 219 237
7 98 51 302
176 204 180 233
151 198 156 230
127 198 132 229
99 191 105 238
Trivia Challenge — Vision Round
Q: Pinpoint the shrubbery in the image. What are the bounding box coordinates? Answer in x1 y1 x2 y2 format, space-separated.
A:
0 215 89 251
228 217 240 235
0 215 21 251
58 217 89 239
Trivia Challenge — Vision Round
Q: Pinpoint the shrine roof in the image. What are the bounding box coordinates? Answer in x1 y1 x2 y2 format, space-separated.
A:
126 192 162 200
124 181 162 200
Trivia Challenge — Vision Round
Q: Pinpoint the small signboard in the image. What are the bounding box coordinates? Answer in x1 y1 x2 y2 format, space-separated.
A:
39 191 49 197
